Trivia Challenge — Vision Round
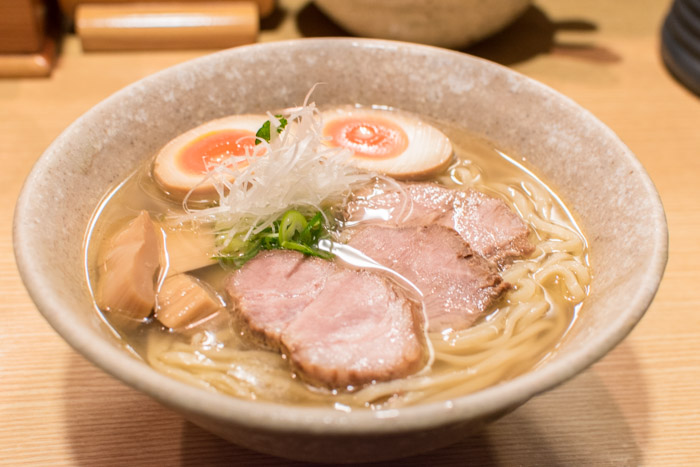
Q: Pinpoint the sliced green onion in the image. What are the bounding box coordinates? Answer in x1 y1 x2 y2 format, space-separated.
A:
279 210 307 244
214 209 334 268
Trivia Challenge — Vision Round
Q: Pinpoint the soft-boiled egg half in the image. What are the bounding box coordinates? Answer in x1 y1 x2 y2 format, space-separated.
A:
321 106 453 179
153 114 269 201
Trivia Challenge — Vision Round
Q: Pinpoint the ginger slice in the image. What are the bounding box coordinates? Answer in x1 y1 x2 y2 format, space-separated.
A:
96 211 160 320
155 273 223 330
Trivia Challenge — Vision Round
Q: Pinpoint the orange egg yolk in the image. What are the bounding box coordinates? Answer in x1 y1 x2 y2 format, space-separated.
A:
178 129 259 174
324 117 408 159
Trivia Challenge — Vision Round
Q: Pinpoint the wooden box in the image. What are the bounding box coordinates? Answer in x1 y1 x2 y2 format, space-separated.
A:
0 0 46 53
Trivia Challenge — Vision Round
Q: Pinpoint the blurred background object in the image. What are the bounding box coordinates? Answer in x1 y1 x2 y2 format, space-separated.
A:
661 0 700 96
0 0 55 77
313 0 531 49
58 0 275 18
0 0 46 53
0 0 277 76
75 2 259 51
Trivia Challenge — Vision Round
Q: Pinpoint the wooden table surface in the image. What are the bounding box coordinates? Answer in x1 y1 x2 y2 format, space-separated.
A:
2 0 699 465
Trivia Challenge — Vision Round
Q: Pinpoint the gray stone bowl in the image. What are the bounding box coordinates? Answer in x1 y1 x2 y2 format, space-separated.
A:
314 0 531 49
14 38 667 463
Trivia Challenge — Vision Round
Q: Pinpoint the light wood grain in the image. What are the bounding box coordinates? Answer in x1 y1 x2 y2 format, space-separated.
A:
2 0 700 465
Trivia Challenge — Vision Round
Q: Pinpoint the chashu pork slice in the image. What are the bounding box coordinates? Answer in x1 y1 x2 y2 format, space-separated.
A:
345 182 534 265
346 224 510 333
228 250 332 345
226 250 425 387
282 268 423 388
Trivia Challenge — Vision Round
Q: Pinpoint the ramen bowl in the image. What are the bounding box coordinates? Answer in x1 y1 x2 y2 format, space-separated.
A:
14 39 667 463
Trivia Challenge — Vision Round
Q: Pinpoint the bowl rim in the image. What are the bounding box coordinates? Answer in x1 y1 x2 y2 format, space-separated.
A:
13 37 668 435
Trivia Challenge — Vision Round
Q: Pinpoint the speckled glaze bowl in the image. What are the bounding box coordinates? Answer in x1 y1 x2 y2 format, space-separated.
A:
314 0 531 48
14 39 667 463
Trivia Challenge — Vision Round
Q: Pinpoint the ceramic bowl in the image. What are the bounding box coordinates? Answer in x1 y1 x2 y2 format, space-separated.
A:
14 38 667 463
314 0 532 48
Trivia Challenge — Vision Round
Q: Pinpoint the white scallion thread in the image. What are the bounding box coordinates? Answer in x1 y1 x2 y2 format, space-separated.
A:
173 94 376 252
